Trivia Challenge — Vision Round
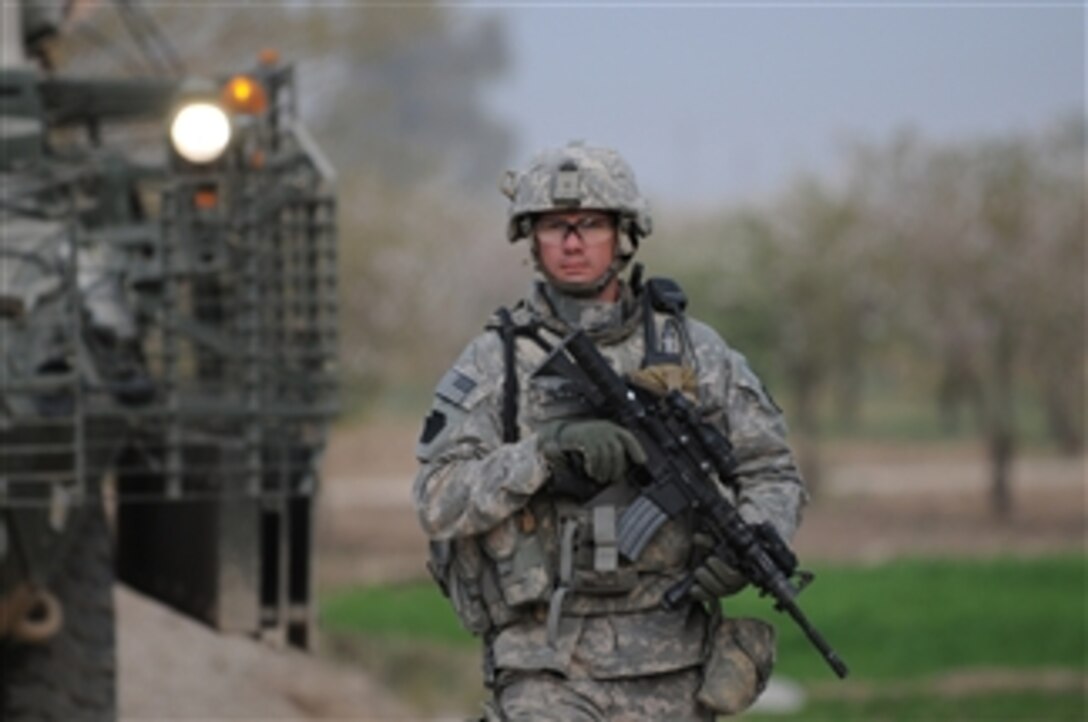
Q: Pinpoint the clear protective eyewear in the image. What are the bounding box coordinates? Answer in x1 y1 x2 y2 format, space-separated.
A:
534 215 615 246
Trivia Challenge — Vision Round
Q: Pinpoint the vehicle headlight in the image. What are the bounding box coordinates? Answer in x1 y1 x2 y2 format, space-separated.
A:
169 102 232 164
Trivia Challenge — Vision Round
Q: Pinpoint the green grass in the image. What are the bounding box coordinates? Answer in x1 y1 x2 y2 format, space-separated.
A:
321 555 1086 721
723 555 1087 681
744 690 1088 722
321 554 1087 682
321 580 475 647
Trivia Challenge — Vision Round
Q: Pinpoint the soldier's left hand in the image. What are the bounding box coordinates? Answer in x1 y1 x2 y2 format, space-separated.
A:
690 533 748 601
626 363 699 400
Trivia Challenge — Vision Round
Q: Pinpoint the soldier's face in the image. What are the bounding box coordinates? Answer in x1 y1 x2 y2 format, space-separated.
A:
533 210 618 290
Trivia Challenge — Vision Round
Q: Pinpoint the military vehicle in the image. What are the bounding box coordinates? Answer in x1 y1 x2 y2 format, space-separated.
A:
1 2 338 718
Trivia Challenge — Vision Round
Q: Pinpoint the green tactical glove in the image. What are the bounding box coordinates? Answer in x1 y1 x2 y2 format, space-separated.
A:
690 533 748 602
537 419 647 486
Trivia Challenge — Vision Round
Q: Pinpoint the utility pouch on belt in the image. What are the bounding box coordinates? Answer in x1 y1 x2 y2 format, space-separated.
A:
429 538 494 635
697 617 777 715
482 509 553 607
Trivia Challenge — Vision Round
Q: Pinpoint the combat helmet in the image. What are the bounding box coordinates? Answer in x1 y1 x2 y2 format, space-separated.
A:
500 141 652 296
500 140 652 245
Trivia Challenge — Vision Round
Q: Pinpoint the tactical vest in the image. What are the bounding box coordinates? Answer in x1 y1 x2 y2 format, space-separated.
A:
427 278 702 646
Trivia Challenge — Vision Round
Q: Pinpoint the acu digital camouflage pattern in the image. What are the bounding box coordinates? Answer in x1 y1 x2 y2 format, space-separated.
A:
490 664 709 721
413 277 807 718
500 141 653 243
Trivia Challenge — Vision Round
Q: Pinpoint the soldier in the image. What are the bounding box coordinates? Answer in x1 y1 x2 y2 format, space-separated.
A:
413 141 807 721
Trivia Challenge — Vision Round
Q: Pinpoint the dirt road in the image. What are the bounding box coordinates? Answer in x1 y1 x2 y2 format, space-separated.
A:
117 586 410 721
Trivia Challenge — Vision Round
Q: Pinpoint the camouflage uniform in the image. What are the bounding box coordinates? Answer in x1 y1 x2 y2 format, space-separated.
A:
413 142 805 721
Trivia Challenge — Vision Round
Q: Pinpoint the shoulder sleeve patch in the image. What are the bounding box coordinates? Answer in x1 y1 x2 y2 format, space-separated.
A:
435 368 477 409
419 409 447 445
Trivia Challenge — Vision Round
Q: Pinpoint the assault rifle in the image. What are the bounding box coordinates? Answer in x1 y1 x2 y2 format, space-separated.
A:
535 330 849 679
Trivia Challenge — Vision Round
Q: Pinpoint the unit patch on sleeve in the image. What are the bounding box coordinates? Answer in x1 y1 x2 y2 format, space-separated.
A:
419 409 447 445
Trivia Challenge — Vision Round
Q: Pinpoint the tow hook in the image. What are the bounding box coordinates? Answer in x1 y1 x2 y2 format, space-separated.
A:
0 583 64 643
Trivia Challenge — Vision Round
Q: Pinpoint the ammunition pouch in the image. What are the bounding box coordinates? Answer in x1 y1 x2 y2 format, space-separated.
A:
428 537 494 636
481 507 554 608
696 616 776 715
428 484 695 644
427 500 557 637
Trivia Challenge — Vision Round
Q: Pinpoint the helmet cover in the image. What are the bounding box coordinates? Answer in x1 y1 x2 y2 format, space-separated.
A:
500 141 652 243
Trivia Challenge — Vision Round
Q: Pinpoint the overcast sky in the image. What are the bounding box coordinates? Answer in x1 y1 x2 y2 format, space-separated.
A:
483 2 1084 207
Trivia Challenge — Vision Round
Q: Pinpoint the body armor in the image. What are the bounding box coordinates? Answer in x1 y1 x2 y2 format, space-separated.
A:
414 279 806 685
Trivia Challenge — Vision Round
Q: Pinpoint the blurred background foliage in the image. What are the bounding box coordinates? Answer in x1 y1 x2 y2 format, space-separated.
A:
57 1 1084 514
647 118 1086 508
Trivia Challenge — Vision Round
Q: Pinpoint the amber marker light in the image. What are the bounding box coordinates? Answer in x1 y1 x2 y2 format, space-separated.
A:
193 187 219 210
258 48 280 67
222 75 268 115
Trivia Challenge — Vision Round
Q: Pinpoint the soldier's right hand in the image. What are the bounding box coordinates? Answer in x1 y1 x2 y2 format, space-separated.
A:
537 419 647 485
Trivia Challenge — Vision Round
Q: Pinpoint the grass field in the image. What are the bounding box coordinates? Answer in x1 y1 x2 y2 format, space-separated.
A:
321 555 1087 720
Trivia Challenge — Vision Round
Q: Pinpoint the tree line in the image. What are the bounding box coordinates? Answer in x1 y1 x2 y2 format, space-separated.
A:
646 118 1085 516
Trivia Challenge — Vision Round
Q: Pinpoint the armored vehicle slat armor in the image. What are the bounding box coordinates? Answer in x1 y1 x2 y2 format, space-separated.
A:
1 3 338 718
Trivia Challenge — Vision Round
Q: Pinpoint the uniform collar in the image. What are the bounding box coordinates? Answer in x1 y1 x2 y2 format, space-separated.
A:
529 280 642 344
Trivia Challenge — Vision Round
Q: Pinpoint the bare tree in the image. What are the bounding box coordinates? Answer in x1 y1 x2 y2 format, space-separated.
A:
1021 116 1086 454
671 120 1084 515
854 125 1082 518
